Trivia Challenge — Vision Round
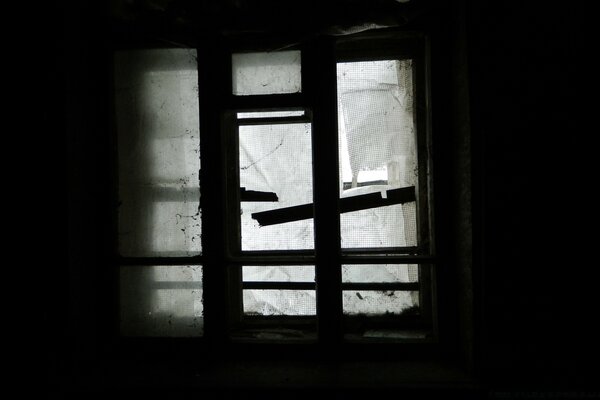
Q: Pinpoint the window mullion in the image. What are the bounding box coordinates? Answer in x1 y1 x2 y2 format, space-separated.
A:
306 39 343 344
198 37 230 344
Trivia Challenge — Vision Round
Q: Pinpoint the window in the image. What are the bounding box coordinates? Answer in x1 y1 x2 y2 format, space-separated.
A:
114 34 435 345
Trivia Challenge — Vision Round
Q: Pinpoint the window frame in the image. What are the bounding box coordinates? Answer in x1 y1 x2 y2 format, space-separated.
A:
111 31 445 357
210 32 437 343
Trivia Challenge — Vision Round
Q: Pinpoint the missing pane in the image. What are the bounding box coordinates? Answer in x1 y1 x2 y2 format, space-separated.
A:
343 290 418 316
120 265 203 337
243 290 316 316
114 49 201 257
239 123 314 251
232 51 301 95
337 59 417 249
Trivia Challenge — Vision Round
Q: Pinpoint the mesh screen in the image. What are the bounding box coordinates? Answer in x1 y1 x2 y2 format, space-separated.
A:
340 202 417 248
232 51 301 95
243 266 315 282
337 60 417 249
239 123 314 250
342 264 418 283
114 49 201 257
243 290 316 315
120 265 203 337
343 290 418 316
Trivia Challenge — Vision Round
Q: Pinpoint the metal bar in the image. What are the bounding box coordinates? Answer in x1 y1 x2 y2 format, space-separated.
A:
252 186 416 226
242 282 315 290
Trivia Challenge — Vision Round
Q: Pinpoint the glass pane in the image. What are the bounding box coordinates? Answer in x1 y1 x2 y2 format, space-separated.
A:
243 290 316 316
340 202 417 248
342 264 418 283
232 51 301 95
115 49 201 257
243 266 315 282
239 123 314 251
337 60 417 249
120 265 203 337
343 290 418 316
237 111 305 119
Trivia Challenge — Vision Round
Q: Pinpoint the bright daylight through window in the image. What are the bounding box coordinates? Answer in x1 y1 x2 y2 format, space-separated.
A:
114 40 434 341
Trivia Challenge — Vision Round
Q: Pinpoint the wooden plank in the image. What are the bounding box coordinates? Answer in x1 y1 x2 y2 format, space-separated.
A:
251 186 416 226
240 187 278 202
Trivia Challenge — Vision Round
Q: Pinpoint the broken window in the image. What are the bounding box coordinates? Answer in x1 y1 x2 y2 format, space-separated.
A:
335 58 427 334
337 60 417 249
113 35 434 342
239 121 314 251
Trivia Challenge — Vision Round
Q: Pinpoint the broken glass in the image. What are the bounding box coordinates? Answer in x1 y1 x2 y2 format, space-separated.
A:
114 49 201 257
232 50 301 95
342 290 418 316
239 123 314 251
337 59 417 249
120 265 203 336
243 290 316 316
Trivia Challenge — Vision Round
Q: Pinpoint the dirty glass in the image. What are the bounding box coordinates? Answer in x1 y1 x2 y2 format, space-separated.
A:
232 50 301 95
120 265 203 336
342 290 418 316
243 265 315 282
239 123 314 251
114 49 201 257
243 290 316 316
342 264 418 283
337 60 417 249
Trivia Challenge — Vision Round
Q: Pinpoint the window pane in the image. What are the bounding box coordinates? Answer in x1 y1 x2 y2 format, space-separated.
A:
120 265 203 337
232 51 301 95
243 266 314 282
343 290 418 316
342 264 418 283
115 49 201 257
243 290 316 316
239 123 314 250
337 60 417 249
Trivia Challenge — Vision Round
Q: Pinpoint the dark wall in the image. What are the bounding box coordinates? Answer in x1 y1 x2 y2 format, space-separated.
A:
467 1 593 393
55 0 594 396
